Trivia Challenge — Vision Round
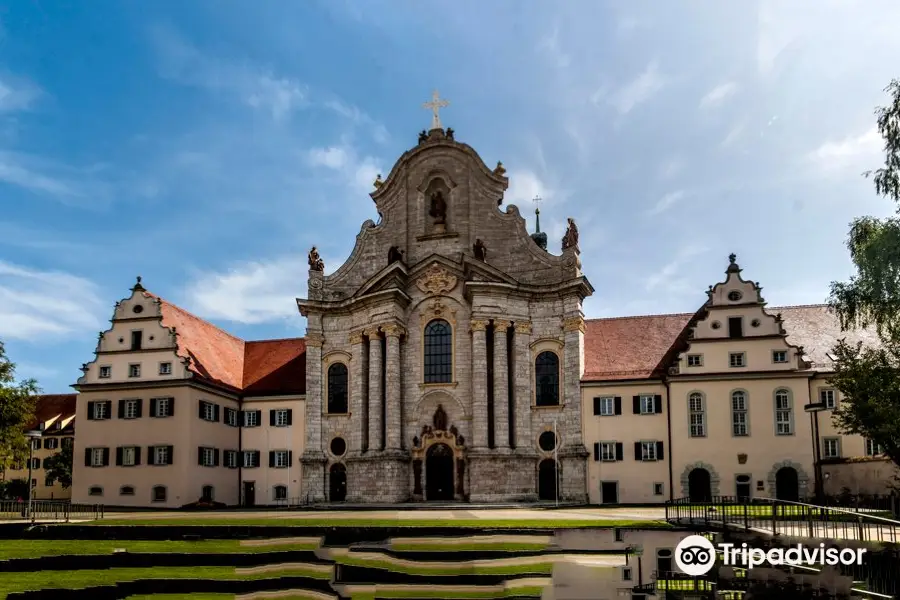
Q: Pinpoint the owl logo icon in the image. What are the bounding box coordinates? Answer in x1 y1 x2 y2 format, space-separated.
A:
675 535 716 576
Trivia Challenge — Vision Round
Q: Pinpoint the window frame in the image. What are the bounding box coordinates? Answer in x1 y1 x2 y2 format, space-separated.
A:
158 362 172 375
640 441 657 462
274 485 288 500
423 318 453 384
639 394 656 415
772 350 788 364
274 409 290 427
823 437 841 459
128 363 141 378
90 448 105 467
151 485 167 503
686 354 703 367
98 365 111 379
728 352 746 368
599 441 617 462
820 388 837 409
774 388 793 436
865 439 884 457
93 402 109 420
152 397 172 418
121 446 137 467
153 446 169 466
534 350 561 407
243 410 260 428
688 392 705 438
596 396 615 416
123 399 139 420
731 390 749 436
326 362 350 414
273 449 289 468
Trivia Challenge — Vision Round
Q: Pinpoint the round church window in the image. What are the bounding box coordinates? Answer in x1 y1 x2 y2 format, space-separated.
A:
538 431 557 452
330 437 347 457
751 319 761 328
711 321 721 330
133 305 144 314
727 290 743 302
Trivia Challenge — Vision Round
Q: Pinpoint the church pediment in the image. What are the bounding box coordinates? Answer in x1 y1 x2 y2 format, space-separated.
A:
355 261 409 298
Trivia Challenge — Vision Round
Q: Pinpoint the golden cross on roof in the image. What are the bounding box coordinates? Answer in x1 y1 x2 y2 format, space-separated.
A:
423 90 449 130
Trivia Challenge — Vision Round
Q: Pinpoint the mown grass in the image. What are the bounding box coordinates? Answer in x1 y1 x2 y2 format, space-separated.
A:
348 586 545 599
390 542 550 552
334 554 554 576
0 539 320 560
125 596 234 600
0 565 330 599
85 518 669 529
681 504 893 519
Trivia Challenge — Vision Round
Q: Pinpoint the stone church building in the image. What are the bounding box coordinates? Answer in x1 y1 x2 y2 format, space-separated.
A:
69 102 891 508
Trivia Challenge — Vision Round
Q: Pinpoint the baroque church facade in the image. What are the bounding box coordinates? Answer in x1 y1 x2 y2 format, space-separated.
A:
67 104 892 508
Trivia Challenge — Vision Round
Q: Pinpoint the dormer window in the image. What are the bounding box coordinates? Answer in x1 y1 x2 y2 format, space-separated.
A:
727 290 742 302
130 330 143 350
687 354 703 367
728 317 743 338
98 366 111 379
772 350 788 364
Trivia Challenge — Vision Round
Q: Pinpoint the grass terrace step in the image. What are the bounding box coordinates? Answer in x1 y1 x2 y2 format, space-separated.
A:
387 535 553 552
87 517 663 528
337 577 551 599
0 539 322 561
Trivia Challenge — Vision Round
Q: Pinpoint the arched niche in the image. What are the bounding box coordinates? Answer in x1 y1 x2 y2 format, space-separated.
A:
410 403 466 501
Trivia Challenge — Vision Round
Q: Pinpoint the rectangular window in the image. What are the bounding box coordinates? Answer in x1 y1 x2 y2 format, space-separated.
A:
44 476 54 487
273 409 290 427
640 395 656 414
31 438 41 450
131 330 143 350
153 446 170 465
200 401 217 422
62 437 73 449
152 486 166 502
593 396 619 416
687 354 703 367
158 362 172 375
774 392 792 435
598 442 619 462
729 352 746 368
199 447 216 467
653 483 664 496
823 437 841 459
865 439 884 456
225 408 238 427
152 397 173 418
732 393 748 437
98 366 111 379
820 389 836 409
224 450 239 468
243 410 260 427
128 363 141 378
272 450 290 468
728 316 743 338
622 567 632 581
90 448 105 467
121 446 136 466
123 399 139 420
43 438 59 450
688 394 705 438
772 350 788 363
92 402 109 420
243 450 260 468
640 441 657 461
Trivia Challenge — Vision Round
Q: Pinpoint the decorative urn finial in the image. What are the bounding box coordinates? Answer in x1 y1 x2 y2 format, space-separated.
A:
373 173 383 189
493 161 506 176
131 276 145 292
726 253 741 273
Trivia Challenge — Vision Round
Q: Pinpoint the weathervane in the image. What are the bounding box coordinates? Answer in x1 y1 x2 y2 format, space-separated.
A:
423 90 449 130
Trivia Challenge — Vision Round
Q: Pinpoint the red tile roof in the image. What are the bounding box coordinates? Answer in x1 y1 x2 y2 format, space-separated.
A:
29 394 77 429
243 338 307 396
582 304 878 382
142 292 306 395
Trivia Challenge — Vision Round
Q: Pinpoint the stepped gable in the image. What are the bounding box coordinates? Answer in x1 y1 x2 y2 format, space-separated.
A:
582 304 878 382
29 393 77 429
243 338 307 396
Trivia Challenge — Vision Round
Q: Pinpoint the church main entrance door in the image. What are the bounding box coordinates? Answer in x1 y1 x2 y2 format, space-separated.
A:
425 443 454 501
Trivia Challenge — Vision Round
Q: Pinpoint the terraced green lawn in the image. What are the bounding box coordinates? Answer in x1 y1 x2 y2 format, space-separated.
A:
390 542 549 552
0 539 320 560
0 565 331 598
87 518 668 528
348 586 546 599
126 596 233 600
333 554 554 576
681 504 893 519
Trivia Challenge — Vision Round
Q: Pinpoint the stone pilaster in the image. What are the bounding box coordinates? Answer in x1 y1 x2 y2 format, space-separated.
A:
383 324 404 451
492 319 511 449
300 331 326 502
470 319 489 449
562 315 585 447
366 327 384 451
513 321 533 450
349 330 366 453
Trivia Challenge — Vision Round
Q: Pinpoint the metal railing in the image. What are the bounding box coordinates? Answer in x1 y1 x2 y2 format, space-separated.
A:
0 500 104 522
665 496 900 543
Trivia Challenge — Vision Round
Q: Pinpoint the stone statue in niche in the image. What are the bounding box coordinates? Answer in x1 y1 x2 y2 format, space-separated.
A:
433 404 448 431
429 191 447 227
308 246 324 271
561 218 579 252
473 239 487 262
388 246 405 265
456 459 465 495
413 459 423 495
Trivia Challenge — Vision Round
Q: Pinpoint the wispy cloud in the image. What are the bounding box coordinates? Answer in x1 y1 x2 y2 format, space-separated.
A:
807 127 882 172
538 24 570 69
699 82 738 109
505 169 552 209
0 261 105 340
595 61 665 115
0 76 41 112
307 146 348 170
721 121 745 147
644 244 708 293
659 157 685 179
306 143 382 196
645 190 686 217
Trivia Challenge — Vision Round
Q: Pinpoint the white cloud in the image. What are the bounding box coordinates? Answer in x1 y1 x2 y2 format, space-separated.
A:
721 122 745 147
504 169 551 209
307 146 349 170
0 261 105 340
0 156 78 197
0 77 41 112
645 190 685 216
644 244 708 293
808 127 882 171
699 82 738 109
538 24 570 69
595 61 664 115
659 157 685 179
245 74 307 121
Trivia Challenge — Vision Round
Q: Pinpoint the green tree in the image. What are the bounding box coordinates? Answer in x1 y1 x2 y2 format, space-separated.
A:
829 79 900 473
0 341 39 472
42 441 73 489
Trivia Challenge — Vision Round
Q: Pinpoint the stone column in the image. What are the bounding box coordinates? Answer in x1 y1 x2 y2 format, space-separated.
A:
563 315 585 447
349 330 366 452
492 319 511 449
470 319 489 449
366 327 384 451
514 321 533 450
383 324 404 451
300 331 326 502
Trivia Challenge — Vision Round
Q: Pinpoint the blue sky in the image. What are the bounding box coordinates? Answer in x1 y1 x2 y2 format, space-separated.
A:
1 0 899 393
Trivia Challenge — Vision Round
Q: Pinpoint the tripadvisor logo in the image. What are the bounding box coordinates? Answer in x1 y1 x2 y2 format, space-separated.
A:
675 535 866 576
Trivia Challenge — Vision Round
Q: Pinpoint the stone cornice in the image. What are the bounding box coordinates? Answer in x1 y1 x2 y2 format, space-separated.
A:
305 333 325 347
492 319 512 329
297 288 412 317
563 316 585 333
465 277 593 302
382 323 406 337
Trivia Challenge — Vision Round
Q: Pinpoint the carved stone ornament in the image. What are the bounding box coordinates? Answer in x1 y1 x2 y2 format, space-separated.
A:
514 321 532 334
493 319 512 330
308 246 324 271
561 217 579 252
416 263 457 295
305 333 325 347
563 316 585 333
469 319 488 332
382 323 406 338
373 173 384 189
737 453 748 465
493 161 506 176
424 298 454 321
348 330 364 345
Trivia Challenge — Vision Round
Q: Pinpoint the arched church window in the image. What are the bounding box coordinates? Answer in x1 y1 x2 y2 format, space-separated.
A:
535 351 560 406
327 363 349 414
424 319 452 383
